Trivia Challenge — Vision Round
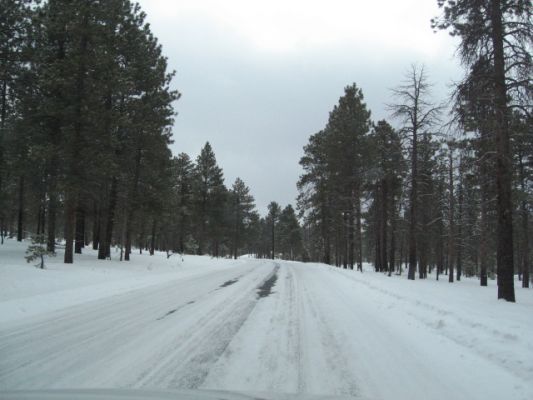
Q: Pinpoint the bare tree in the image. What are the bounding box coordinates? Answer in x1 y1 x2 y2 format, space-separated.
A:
388 65 441 280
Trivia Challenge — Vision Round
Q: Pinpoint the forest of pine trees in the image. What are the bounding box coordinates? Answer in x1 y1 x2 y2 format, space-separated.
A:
0 1 304 262
0 1 530 302
298 0 532 302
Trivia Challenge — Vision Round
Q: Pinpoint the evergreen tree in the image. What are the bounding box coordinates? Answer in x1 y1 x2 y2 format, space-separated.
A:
192 142 225 256
454 57 499 285
267 201 281 259
277 205 303 261
367 120 405 275
25 234 55 269
1 1 178 263
298 130 334 264
297 84 371 269
172 153 194 253
433 0 532 300
327 84 371 269
0 0 34 243
511 112 532 288
229 177 256 259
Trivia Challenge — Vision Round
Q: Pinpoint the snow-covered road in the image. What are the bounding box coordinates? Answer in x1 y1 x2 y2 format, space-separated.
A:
1 256 531 400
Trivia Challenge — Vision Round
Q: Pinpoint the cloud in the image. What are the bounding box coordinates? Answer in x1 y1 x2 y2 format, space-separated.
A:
143 0 453 56
139 0 462 214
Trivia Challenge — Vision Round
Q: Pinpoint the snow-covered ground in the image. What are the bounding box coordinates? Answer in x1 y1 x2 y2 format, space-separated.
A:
0 240 244 324
0 239 532 400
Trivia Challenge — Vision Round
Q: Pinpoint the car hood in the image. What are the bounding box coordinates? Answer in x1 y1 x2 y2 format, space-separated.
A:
0 388 369 400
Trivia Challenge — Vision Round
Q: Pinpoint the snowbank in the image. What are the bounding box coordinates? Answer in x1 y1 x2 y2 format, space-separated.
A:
0 239 244 325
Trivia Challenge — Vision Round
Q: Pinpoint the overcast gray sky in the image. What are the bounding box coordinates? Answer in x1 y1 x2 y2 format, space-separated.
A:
137 0 462 214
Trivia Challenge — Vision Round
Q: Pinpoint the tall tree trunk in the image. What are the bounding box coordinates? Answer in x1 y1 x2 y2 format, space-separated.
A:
322 200 331 265
125 147 142 261
271 219 275 260
419 236 428 279
92 201 99 250
521 205 530 288
342 211 348 269
348 209 355 270
326 222 332 265
398 224 404 275
197 194 206 256
45 24 66 254
47 181 57 253
456 156 464 281
437 202 444 281
479 156 489 286
233 209 240 260
335 226 340 267
64 11 88 264
389 214 395 277
36 203 43 236
491 0 515 301
178 217 184 254
150 218 156 256
214 238 219 258
518 154 530 288
448 150 455 283
75 206 85 254
16 175 24 242
380 180 388 273
355 196 363 272
0 79 6 235
138 223 144 255
374 221 380 272
408 127 418 280
98 177 117 260
419 174 429 280
124 215 132 261
64 195 75 264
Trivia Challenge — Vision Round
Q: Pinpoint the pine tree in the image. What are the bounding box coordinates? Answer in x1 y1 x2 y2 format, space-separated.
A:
298 130 334 264
172 153 194 253
0 0 34 243
368 120 405 276
25 234 55 269
511 112 532 288
229 177 256 259
267 201 281 259
277 204 303 261
454 58 498 285
327 84 371 269
3 0 178 263
192 142 225 256
434 0 531 301
297 84 371 268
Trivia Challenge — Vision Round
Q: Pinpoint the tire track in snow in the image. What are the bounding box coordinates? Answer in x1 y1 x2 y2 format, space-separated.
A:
200 263 357 396
295 266 359 397
328 267 533 383
0 261 271 390
131 263 280 389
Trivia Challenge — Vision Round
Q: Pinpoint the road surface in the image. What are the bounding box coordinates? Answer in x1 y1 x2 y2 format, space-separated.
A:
0 259 530 400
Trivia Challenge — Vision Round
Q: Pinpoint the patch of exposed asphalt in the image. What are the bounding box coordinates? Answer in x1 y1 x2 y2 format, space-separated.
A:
158 273 244 320
257 264 280 299
220 278 239 288
157 308 178 320
157 301 194 321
